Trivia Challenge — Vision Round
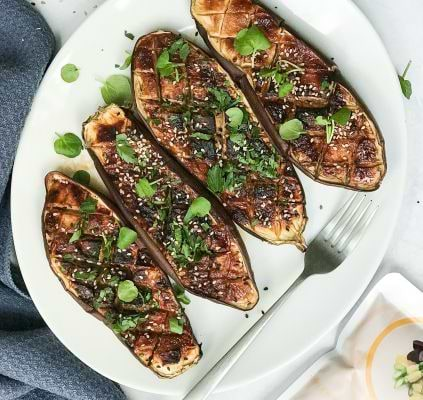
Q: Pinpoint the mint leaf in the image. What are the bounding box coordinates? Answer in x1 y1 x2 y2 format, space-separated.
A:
207 165 224 194
331 107 352 126
234 25 271 56
61 64 79 83
191 132 212 141
169 316 184 334
399 60 412 99
69 228 82 243
173 284 190 305
80 197 97 214
225 107 244 128
100 75 132 107
117 227 137 249
116 133 137 164
54 132 83 158
135 178 156 198
117 280 139 302
184 197 211 223
73 170 90 185
279 119 304 141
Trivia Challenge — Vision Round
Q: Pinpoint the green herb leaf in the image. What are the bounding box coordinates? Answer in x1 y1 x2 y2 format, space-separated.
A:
73 170 90 185
279 119 305 141
112 314 144 334
234 25 271 56
100 75 132 107
102 235 114 261
156 49 184 81
208 88 239 111
191 132 212 141
168 38 190 61
331 107 352 126
207 165 224 194
116 133 137 164
184 197 211 223
117 227 137 249
117 280 139 302
69 228 82 243
80 197 97 214
321 80 331 90
135 178 156 198
173 284 190 305
54 132 83 158
229 133 246 146
124 30 134 40
315 116 329 126
74 270 97 281
61 64 79 83
118 51 132 70
278 82 294 98
169 316 184 334
225 107 244 128
399 60 412 99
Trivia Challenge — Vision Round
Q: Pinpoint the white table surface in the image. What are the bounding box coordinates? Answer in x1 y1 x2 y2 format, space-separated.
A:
26 0 423 398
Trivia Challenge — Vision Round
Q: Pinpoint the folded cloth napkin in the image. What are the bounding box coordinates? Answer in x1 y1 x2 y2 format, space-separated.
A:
0 1 126 399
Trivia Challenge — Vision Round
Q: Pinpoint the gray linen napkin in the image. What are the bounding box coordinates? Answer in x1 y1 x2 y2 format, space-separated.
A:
0 1 126 399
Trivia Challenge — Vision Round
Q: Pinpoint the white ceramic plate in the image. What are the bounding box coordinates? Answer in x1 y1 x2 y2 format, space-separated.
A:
11 0 406 396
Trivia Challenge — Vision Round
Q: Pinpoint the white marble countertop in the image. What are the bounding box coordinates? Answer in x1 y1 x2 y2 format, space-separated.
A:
27 0 423 398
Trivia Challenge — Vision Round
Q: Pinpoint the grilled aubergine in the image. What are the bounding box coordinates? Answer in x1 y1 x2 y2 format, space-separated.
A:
42 171 201 378
83 105 258 310
191 0 387 191
132 31 307 250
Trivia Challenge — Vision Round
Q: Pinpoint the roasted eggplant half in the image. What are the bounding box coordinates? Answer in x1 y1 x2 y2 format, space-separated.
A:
83 105 258 310
42 171 201 378
191 0 387 191
132 31 307 249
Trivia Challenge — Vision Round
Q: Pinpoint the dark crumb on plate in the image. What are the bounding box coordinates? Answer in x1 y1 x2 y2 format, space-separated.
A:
31 2 35 5
245 313 249 318
115 64 119 68
319 205 323 210
417 201 420 204
261 310 265 315
195 31 199 37
263 286 268 291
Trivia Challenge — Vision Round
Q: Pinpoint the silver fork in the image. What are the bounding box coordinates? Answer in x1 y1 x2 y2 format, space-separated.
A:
183 194 379 400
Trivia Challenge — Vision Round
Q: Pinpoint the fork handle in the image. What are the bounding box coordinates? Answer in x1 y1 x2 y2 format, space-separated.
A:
183 273 307 400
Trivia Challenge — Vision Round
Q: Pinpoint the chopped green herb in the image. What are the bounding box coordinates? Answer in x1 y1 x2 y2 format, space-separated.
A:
93 287 114 309
258 64 302 98
229 132 246 146
117 280 139 302
102 235 114 260
279 119 305 141
74 270 97 281
61 64 79 83
156 48 184 82
191 132 212 141
315 107 351 143
207 165 225 194
112 314 144 334
116 133 137 164
135 178 156 198
124 30 135 40
54 132 83 158
72 170 90 186
226 107 244 128
69 228 82 243
62 254 74 262
100 75 132 107
169 316 184 334
80 197 97 214
117 51 132 70
234 25 271 57
117 227 137 249
208 88 239 111
184 197 211 223
173 284 190 305
399 60 412 99
278 82 294 98
168 38 190 61
320 79 331 91
331 107 352 126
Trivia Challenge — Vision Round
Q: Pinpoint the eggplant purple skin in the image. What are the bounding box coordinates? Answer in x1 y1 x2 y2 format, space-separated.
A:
191 0 387 192
83 109 259 311
41 172 202 378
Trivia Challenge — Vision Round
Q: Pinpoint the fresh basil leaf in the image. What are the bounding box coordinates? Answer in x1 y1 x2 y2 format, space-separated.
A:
73 170 90 186
135 178 156 198
124 30 134 40
225 107 244 128
278 82 294 98
234 25 271 56
207 165 224 194
54 132 83 158
279 119 305 141
80 197 97 214
184 197 211 223
173 284 190 305
191 132 212 141
398 60 413 99
117 280 139 302
116 133 137 164
331 107 351 126
117 227 137 249
100 75 132 107
169 316 184 334
61 64 79 83
69 228 82 243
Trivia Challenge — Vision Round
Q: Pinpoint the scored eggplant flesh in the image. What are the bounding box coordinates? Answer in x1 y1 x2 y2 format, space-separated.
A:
191 0 387 191
132 31 307 249
83 105 258 310
42 171 201 378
